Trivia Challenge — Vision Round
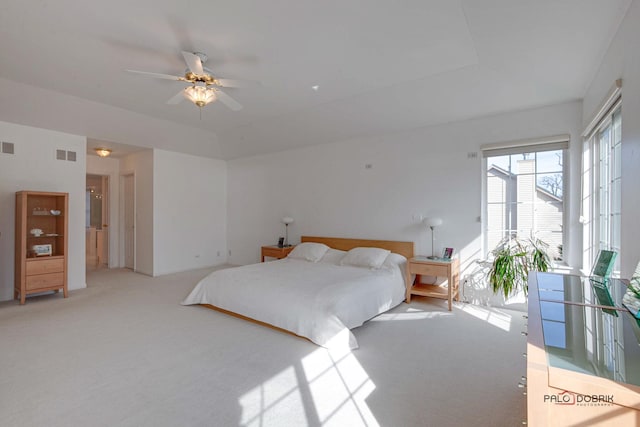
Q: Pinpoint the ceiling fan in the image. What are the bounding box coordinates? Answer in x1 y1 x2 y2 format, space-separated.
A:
127 51 248 112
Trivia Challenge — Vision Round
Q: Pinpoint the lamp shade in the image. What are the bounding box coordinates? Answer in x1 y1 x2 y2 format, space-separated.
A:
424 217 443 227
281 216 294 225
183 85 217 107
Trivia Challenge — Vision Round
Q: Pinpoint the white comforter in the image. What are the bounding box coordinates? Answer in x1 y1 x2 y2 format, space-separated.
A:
181 258 406 350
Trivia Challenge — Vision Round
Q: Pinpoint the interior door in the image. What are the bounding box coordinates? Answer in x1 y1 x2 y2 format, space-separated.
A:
123 174 135 270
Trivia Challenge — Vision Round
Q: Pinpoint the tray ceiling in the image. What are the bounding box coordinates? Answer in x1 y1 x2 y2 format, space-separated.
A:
0 0 632 159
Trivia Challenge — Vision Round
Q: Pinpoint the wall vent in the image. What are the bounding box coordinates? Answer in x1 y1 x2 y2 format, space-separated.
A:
1 141 15 154
56 149 67 160
467 152 478 159
67 151 77 162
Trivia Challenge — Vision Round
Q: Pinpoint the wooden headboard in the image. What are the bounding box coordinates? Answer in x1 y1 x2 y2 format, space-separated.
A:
301 236 414 259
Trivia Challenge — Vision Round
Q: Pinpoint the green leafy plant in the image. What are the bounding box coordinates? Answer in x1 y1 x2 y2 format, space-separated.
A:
628 276 640 299
488 236 551 298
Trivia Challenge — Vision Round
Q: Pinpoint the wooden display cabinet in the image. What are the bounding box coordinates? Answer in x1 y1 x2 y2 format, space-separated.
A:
14 191 69 304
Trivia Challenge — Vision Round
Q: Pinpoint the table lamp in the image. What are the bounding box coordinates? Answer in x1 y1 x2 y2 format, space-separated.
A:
282 216 294 247
424 217 443 258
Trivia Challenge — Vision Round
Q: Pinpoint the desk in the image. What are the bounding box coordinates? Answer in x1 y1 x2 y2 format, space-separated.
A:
405 257 459 310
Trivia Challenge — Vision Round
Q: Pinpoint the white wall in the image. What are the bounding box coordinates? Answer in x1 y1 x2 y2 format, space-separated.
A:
227 101 583 300
121 150 154 276
583 0 640 278
0 121 86 301
153 149 227 275
0 77 223 159
86 155 120 268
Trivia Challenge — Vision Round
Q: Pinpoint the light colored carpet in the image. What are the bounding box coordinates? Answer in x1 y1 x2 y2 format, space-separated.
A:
0 267 527 427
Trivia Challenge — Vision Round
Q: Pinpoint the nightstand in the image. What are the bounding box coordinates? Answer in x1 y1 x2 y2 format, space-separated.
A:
406 257 460 310
261 245 295 262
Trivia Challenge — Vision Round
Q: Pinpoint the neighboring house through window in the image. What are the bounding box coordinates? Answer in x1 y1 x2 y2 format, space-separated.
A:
482 136 569 261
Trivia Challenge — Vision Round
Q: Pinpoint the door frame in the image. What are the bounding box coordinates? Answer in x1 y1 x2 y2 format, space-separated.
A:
120 171 136 271
85 173 112 269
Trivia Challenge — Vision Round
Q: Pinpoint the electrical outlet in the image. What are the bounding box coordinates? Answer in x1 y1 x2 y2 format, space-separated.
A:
228 250 231 256
217 251 221 257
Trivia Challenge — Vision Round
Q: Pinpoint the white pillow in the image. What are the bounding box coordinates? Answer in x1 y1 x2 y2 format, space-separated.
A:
319 248 346 264
340 247 391 269
381 253 407 270
381 253 408 282
287 242 330 262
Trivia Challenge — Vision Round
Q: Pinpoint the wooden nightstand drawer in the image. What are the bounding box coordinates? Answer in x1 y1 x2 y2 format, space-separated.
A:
26 258 64 275
261 245 295 261
262 247 286 258
26 272 64 291
411 262 448 277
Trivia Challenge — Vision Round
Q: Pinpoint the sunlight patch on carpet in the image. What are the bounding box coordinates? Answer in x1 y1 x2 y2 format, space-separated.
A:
237 347 379 427
239 366 307 426
370 309 453 322
303 348 379 426
460 304 513 332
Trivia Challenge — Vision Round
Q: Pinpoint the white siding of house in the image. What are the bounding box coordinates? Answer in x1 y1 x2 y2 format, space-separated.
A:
486 159 563 259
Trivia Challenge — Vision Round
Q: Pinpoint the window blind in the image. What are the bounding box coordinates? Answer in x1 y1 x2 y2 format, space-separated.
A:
582 79 622 139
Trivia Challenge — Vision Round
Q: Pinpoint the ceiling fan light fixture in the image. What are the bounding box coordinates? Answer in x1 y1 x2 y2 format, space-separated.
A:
95 148 112 158
184 85 217 108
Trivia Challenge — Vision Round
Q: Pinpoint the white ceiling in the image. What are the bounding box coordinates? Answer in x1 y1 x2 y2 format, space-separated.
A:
0 0 632 159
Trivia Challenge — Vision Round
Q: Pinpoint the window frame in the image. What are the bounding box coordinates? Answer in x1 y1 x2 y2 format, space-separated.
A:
482 146 568 262
584 103 622 274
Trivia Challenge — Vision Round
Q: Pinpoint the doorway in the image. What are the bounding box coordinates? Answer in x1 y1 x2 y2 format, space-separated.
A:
86 174 109 271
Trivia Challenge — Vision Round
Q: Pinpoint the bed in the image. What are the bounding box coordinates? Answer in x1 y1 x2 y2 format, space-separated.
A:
181 236 414 350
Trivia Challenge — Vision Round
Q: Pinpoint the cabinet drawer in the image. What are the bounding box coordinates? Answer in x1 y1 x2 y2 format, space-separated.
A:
26 272 64 291
411 263 448 277
262 246 293 259
26 258 64 275
262 247 282 258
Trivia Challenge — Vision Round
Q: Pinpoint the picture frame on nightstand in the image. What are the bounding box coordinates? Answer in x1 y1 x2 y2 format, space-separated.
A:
442 247 454 260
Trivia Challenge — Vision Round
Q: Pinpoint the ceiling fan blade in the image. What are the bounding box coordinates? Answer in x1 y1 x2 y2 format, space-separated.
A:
126 70 185 81
167 89 185 105
182 51 204 75
215 89 243 111
216 78 259 88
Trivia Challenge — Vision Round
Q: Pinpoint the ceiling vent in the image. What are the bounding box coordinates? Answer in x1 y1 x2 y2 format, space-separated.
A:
1 141 15 154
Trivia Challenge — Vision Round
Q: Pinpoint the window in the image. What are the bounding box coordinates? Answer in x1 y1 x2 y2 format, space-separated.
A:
583 105 621 273
484 148 565 260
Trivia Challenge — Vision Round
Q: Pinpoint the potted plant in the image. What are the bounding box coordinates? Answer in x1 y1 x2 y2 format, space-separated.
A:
488 236 551 298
